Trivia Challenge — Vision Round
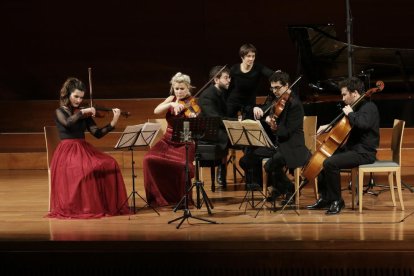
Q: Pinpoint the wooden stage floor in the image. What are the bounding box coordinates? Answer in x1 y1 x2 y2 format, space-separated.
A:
1 169 414 275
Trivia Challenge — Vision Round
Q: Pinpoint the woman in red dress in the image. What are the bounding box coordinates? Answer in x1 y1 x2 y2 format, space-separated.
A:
47 77 130 219
143 72 200 207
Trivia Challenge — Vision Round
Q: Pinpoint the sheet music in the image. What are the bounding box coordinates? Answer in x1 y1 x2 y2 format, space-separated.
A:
137 122 161 147
114 123 161 149
222 119 275 148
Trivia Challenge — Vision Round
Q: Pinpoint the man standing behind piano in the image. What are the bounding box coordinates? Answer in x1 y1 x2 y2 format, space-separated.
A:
198 66 232 188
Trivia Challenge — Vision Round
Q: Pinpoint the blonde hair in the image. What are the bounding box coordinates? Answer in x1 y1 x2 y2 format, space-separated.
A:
169 72 194 95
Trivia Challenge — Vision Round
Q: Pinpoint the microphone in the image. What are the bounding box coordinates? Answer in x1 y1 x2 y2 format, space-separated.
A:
308 83 324 91
183 121 190 142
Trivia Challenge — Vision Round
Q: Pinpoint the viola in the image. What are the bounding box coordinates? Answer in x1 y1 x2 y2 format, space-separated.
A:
268 91 291 130
301 80 384 181
262 75 303 130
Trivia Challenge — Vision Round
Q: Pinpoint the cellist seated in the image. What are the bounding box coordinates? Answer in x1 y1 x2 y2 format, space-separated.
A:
306 77 380 215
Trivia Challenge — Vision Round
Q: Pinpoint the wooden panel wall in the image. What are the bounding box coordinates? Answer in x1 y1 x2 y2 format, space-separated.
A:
0 99 413 171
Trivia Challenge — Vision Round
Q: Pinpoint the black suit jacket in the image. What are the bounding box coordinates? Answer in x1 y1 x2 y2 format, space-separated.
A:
272 94 310 169
198 84 230 152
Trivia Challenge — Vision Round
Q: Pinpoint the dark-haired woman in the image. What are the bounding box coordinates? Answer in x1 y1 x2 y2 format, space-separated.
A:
47 77 129 219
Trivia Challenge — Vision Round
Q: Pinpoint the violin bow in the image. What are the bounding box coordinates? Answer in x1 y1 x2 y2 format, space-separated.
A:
193 64 227 98
287 74 303 92
88 67 93 108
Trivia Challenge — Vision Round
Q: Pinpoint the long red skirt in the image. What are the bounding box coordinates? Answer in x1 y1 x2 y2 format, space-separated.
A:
47 139 130 219
143 128 194 207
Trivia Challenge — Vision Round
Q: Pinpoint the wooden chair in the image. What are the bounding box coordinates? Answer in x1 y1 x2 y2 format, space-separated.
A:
44 126 60 211
351 119 405 213
226 146 245 184
262 116 318 206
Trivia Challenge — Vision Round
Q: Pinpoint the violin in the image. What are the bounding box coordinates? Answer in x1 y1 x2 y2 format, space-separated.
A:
173 65 227 118
173 64 227 118
177 96 201 117
79 104 131 118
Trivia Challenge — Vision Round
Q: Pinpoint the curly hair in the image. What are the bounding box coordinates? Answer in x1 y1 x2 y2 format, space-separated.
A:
59 77 86 107
339 77 365 94
269 70 290 86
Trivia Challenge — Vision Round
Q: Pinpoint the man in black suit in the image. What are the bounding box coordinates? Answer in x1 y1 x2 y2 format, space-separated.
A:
198 66 232 188
307 77 380 215
239 71 310 201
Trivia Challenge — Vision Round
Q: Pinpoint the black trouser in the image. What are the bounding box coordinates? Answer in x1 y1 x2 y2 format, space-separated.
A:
239 147 291 193
264 150 292 194
318 150 376 201
239 147 268 186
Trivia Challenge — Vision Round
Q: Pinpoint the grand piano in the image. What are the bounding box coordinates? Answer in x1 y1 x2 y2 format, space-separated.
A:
288 24 414 127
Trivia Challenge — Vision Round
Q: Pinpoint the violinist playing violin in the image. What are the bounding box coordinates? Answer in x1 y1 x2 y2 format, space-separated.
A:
239 71 310 203
47 77 130 219
307 77 380 215
143 72 200 207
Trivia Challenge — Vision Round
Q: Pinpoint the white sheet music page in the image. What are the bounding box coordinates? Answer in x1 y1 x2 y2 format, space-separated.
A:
114 124 144 149
222 119 274 148
135 122 161 147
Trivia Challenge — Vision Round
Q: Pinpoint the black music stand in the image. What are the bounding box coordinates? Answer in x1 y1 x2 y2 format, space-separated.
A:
115 123 160 216
167 117 219 229
223 120 276 217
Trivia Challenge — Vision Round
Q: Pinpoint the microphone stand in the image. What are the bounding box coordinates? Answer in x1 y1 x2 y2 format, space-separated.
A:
168 120 217 229
346 0 353 78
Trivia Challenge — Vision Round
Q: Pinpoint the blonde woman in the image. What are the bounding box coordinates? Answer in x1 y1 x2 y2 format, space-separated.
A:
143 73 201 207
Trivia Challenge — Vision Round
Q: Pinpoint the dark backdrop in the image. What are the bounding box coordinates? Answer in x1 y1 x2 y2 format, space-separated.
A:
1 0 414 100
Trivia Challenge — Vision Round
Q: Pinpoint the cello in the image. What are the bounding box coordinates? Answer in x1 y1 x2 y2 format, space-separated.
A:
281 80 384 211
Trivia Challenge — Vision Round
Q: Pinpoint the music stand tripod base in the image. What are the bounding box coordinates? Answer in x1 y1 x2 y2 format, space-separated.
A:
168 208 217 229
118 148 160 217
114 123 162 217
238 183 268 217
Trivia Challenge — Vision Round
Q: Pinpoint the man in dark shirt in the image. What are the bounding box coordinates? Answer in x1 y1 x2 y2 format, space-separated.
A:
307 77 380 215
198 66 232 188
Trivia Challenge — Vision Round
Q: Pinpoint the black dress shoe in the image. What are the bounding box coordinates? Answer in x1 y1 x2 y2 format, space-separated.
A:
326 199 345 215
217 164 227 187
280 192 295 206
218 180 227 188
266 190 281 202
306 198 331 210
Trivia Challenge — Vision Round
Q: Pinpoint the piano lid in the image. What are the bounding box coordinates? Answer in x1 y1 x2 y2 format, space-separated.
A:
288 24 414 95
